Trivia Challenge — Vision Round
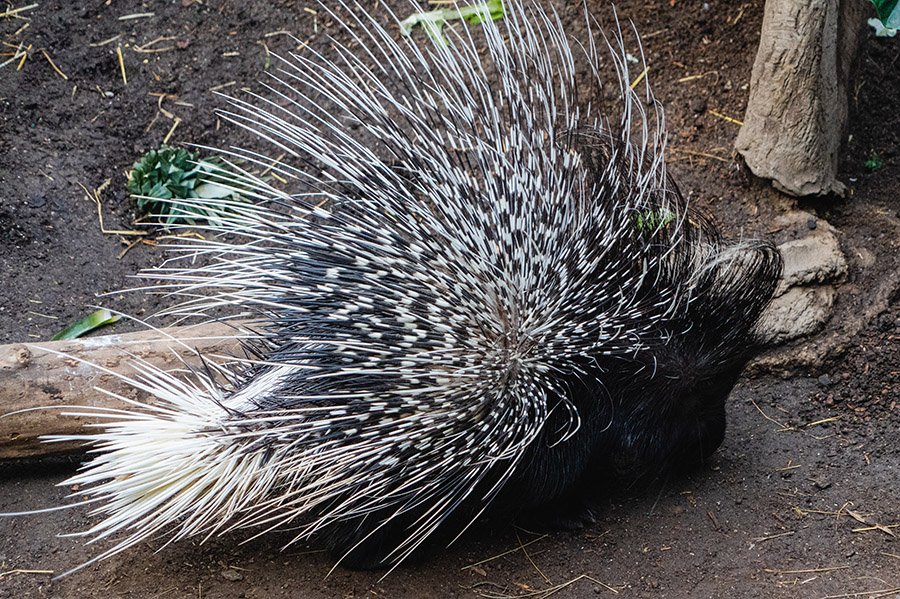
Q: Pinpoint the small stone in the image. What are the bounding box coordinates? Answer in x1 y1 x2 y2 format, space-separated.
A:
817 374 833 387
776 230 848 291
690 98 707 114
812 478 832 490
221 568 244 582
807 215 817 230
756 286 836 345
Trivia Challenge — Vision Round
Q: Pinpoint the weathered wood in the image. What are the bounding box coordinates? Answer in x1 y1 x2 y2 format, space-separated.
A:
0 323 244 460
735 0 867 197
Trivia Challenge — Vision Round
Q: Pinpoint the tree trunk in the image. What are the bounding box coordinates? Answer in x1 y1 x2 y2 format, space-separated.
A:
0 323 243 460
735 0 867 197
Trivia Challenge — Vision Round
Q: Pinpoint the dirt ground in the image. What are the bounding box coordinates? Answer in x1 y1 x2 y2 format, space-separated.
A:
1 1 898 598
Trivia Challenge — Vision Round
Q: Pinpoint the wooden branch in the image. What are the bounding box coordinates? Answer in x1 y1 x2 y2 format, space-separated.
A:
735 0 867 197
0 323 244 460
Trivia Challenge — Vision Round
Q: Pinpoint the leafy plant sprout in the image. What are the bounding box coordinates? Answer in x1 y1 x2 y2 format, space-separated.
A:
127 145 251 227
865 151 885 172
868 0 899 35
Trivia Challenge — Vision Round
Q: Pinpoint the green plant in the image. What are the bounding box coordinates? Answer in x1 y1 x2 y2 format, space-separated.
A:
868 0 899 36
400 0 505 45
864 151 885 171
52 309 120 341
127 145 248 226
632 209 676 234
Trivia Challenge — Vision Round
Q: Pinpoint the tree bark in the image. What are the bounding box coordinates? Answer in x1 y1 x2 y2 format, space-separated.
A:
735 0 867 197
0 323 243 460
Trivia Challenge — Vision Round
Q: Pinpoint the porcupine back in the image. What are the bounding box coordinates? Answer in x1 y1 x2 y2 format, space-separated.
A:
30 0 781 574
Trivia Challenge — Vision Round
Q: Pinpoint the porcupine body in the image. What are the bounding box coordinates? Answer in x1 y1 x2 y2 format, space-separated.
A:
39 0 781 574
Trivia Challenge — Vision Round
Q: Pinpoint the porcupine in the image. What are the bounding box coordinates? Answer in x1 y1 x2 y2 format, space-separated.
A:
26 0 781 575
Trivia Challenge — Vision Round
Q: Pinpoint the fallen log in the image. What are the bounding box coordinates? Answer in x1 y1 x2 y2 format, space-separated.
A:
0 323 245 460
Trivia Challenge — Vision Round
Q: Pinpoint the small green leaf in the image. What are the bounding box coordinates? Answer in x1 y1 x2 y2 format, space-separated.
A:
870 0 900 26
869 0 900 34
194 181 236 199
400 0 506 45
864 151 884 172
51 309 121 341
632 209 676 234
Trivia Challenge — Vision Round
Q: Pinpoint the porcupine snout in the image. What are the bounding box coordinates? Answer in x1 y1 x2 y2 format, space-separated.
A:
593 238 782 485
602 371 734 483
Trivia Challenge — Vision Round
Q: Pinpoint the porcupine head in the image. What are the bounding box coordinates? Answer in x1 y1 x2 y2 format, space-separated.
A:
9 0 781 575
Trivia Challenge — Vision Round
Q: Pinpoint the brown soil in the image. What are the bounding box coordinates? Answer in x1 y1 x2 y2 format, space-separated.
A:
1 1 898 598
